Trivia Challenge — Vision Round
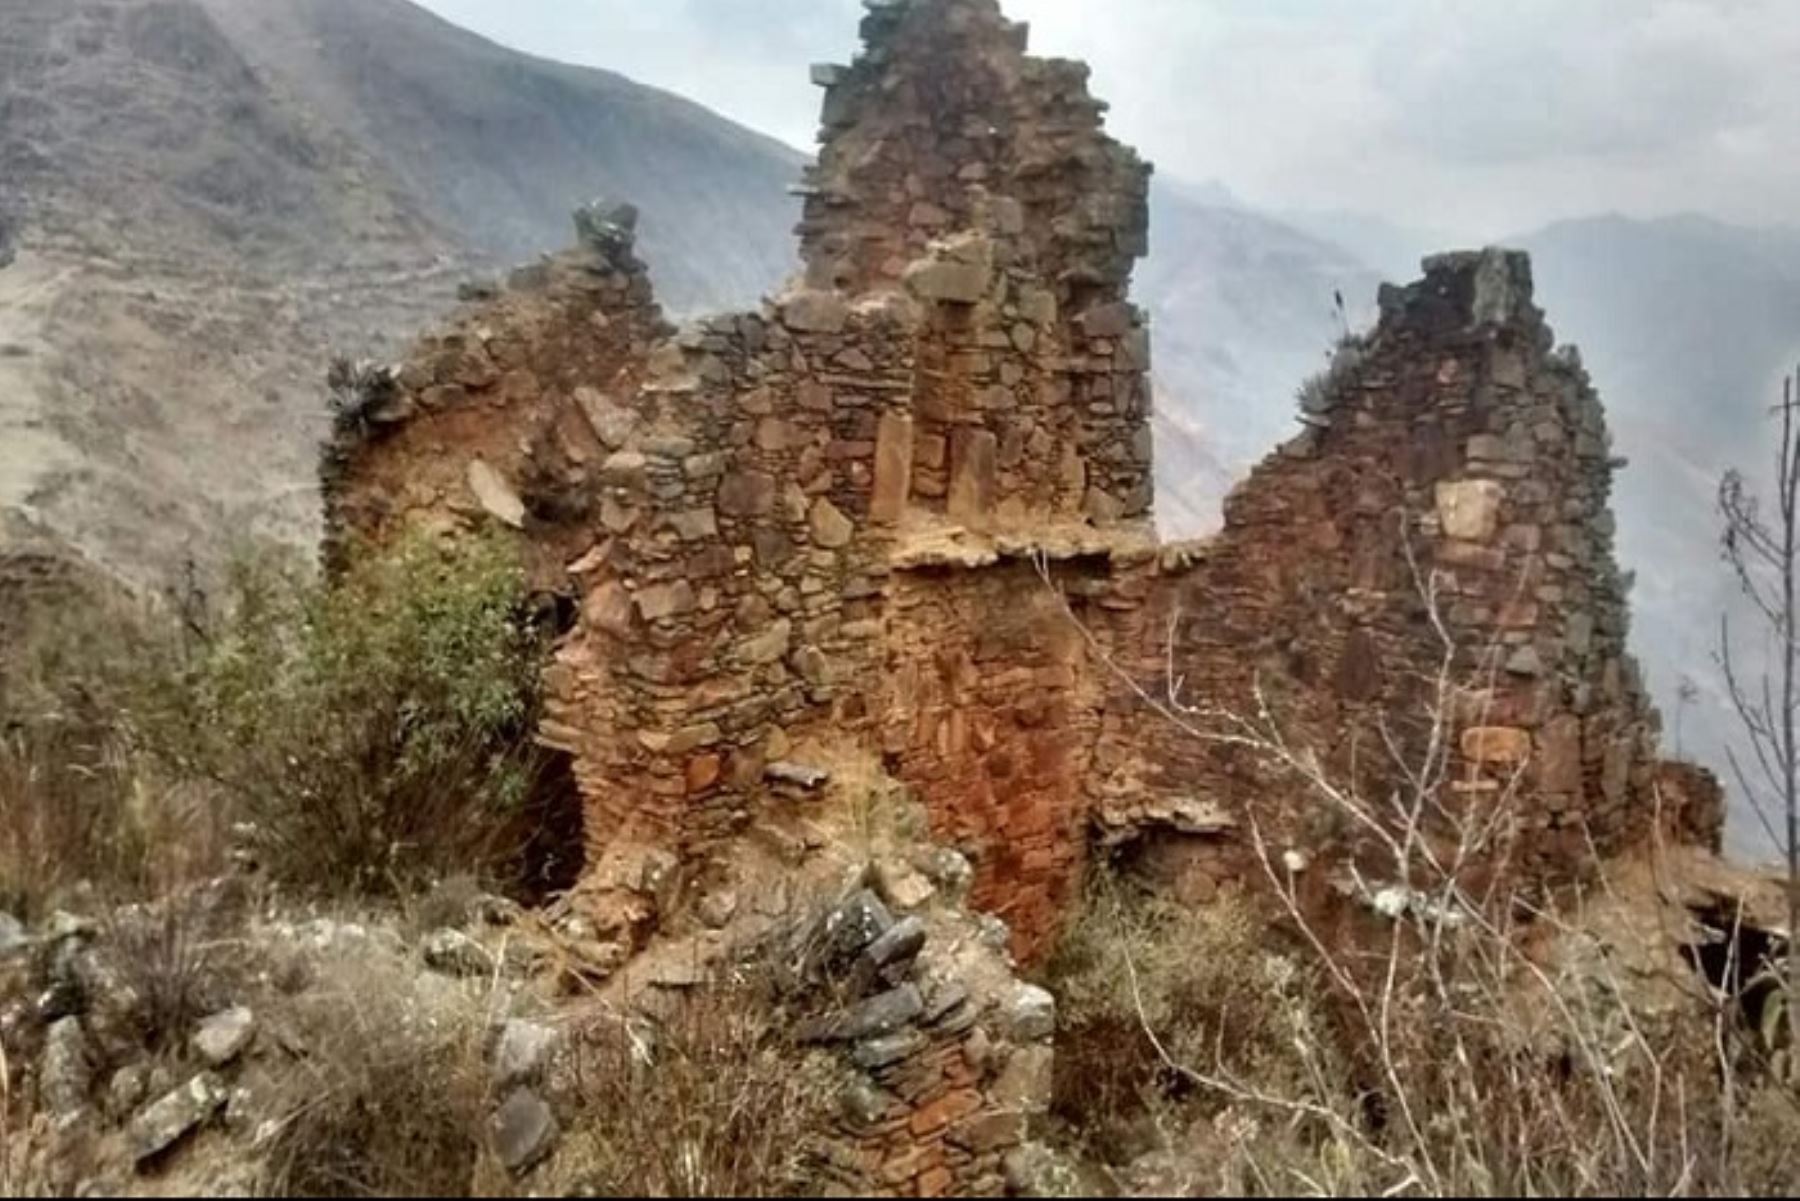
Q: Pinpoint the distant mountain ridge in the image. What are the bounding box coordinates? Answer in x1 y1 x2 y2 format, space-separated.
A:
0 0 803 590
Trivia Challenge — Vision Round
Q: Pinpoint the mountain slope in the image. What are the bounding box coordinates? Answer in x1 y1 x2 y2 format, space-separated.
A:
1142 179 1384 537
193 0 804 312
0 0 802 588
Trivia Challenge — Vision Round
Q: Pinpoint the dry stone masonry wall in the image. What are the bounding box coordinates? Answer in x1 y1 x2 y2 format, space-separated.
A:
322 0 1721 1189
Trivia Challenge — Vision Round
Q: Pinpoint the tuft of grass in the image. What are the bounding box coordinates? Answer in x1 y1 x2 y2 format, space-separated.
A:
550 975 840 1198
261 957 492 1198
0 592 224 920
1043 873 1325 1163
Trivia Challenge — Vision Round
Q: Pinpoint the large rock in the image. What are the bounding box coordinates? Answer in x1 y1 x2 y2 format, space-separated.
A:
490 1087 559 1173
129 1073 227 1164
492 1019 560 1090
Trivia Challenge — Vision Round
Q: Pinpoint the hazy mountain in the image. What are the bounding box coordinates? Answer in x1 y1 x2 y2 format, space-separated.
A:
193 0 804 312
0 0 801 588
1143 177 1384 538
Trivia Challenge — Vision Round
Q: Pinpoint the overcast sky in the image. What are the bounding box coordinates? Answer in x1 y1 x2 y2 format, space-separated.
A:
414 0 1800 240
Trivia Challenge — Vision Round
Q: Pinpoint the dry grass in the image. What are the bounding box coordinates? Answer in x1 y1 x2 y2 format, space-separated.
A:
1044 875 1331 1166
0 594 228 920
260 958 494 1198
547 977 841 1198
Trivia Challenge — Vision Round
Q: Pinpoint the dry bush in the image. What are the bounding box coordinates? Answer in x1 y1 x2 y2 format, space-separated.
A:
1045 877 1327 1163
0 597 226 919
550 976 841 1197
261 960 493 1198
1043 535 1800 1195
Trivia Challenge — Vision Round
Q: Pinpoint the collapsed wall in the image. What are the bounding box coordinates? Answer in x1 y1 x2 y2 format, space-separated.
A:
1102 251 1721 904
322 0 1715 1033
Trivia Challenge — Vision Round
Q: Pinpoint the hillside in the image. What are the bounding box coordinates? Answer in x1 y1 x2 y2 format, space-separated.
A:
0 0 801 588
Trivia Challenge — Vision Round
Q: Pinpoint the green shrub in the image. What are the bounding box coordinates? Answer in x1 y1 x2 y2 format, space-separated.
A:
147 532 565 897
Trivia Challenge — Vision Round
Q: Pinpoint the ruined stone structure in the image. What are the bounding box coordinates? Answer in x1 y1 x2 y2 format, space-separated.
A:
322 0 1720 1188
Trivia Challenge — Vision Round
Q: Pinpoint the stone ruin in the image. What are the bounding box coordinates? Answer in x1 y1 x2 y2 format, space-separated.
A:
320 0 1722 1191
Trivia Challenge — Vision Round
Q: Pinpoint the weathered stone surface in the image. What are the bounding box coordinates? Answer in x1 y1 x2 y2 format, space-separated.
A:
809 497 855 548
904 258 989 304
493 1019 560 1089
947 429 999 526
422 928 492 977
575 387 637 449
130 1074 226 1164
42 1017 90 1117
635 580 696 622
1436 479 1504 542
490 1087 559 1173
780 289 849 334
717 470 778 517
467 459 526 528
1461 726 1531 767
192 1006 256 1068
1002 983 1056 1042
870 411 914 524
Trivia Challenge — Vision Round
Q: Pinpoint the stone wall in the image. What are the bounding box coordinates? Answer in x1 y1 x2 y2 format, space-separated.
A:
321 2 1721 1189
1102 251 1678 891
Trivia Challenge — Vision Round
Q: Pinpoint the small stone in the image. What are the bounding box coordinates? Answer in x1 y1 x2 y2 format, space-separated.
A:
851 1030 928 1070
1077 302 1135 338
837 1078 895 1127
493 1020 560 1090
422 929 492 977
910 847 973 899
873 860 936 911
808 497 855 549
41 1017 90 1117
635 580 696 623
992 1045 1054 1113
1003 983 1056 1042
192 1007 256 1068
781 290 849 335
840 985 925 1041
109 1063 151 1117
466 459 526 529
0 911 24 957
1460 726 1531 767
860 917 928 974
130 1074 226 1164
813 890 894 971
696 889 739 929
574 388 637 449
1004 1144 1076 1197
718 470 778 517
490 1088 559 1174
738 619 793 665
904 257 988 304
1505 646 1546 677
